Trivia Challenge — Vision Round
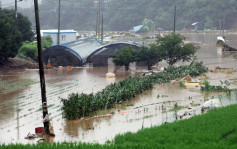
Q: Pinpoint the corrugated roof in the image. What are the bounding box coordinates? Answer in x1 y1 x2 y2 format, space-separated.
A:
43 38 103 65
64 38 103 63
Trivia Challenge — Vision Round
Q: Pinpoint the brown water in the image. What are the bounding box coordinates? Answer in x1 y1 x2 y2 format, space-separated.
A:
0 33 237 144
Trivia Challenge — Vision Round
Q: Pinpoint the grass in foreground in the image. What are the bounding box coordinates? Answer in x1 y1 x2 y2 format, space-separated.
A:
1 104 237 148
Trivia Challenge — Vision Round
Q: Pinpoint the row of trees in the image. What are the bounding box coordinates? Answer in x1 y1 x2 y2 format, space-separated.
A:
19 0 237 31
113 33 198 71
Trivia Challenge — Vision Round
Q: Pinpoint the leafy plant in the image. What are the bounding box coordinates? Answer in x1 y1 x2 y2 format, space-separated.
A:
178 81 186 89
61 61 208 120
200 80 235 92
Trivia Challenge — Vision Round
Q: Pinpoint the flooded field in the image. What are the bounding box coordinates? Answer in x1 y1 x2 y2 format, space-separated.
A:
0 33 237 144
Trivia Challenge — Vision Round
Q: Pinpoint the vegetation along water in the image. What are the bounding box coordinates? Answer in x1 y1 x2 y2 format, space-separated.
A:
61 61 208 120
1 104 237 148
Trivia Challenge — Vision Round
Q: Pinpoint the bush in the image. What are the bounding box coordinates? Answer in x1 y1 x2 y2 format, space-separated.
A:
18 36 53 60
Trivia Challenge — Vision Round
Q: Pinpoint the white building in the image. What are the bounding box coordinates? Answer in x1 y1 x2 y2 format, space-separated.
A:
41 30 77 45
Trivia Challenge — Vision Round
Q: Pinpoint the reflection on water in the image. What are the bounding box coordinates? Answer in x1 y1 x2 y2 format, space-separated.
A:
0 33 237 144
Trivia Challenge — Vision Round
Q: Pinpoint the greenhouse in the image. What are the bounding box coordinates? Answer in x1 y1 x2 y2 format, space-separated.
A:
43 38 103 66
86 40 144 66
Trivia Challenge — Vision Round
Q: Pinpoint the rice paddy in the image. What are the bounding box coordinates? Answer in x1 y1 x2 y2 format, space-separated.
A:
1 104 237 148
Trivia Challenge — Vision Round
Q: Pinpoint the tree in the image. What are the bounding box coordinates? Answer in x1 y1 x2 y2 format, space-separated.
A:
113 46 138 71
137 45 163 70
0 11 22 63
156 33 198 66
42 36 53 50
0 9 34 63
19 36 53 60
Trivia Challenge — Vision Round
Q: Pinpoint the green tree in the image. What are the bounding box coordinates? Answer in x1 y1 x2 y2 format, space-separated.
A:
204 16 215 30
113 46 138 71
19 36 53 60
19 41 38 60
0 9 34 63
156 33 198 66
137 45 163 70
42 36 53 50
0 10 22 63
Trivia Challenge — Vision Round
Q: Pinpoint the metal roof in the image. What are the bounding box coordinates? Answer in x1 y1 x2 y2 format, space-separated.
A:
41 30 77 36
43 38 103 65
133 25 144 32
86 40 145 61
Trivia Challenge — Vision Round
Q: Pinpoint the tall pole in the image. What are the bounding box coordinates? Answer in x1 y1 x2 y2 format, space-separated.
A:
33 0 50 135
173 5 176 34
96 10 98 38
57 0 61 45
98 0 101 39
15 0 17 19
219 20 221 35
101 13 103 42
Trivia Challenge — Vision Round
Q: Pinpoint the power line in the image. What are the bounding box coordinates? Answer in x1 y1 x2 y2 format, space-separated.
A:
1 0 22 7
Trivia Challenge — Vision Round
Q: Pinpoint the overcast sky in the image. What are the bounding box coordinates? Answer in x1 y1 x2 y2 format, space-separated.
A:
1 0 42 8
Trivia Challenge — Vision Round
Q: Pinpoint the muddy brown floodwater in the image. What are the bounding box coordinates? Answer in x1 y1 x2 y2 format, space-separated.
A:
0 33 237 145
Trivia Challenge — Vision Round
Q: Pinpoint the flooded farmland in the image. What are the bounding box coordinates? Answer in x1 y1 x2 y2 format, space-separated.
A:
0 33 237 144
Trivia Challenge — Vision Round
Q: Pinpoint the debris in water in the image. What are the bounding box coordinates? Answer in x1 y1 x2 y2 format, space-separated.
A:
106 72 115 78
25 132 37 139
201 99 222 112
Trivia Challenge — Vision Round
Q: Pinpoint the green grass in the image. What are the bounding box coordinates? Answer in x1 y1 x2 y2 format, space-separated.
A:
1 104 237 148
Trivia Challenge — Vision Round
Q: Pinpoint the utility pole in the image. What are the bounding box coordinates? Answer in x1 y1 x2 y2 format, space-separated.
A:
219 20 222 35
98 0 101 39
57 0 61 45
173 5 176 34
96 10 98 38
33 0 50 135
101 13 103 42
15 0 17 19
0 0 2 9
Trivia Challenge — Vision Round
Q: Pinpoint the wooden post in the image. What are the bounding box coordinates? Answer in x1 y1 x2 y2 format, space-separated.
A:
33 0 50 135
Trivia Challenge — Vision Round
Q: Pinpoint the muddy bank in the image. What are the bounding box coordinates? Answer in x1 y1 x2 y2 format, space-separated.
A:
0 57 38 73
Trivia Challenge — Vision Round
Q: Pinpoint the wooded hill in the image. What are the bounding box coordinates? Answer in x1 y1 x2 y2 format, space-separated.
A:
19 0 237 31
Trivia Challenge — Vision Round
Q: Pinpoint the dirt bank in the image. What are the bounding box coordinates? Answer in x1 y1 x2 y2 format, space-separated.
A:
0 56 38 73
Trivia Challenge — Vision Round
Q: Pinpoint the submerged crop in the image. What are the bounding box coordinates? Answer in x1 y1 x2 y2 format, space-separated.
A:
61 61 208 120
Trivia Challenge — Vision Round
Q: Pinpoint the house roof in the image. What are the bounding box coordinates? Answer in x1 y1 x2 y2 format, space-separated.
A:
40 30 77 35
133 25 144 32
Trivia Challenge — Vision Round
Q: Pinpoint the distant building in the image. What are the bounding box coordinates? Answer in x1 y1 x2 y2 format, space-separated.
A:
40 30 77 45
133 25 149 33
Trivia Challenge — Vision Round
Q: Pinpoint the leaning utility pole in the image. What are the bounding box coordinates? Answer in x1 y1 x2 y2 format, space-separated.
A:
33 0 50 134
173 5 176 34
57 0 61 45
